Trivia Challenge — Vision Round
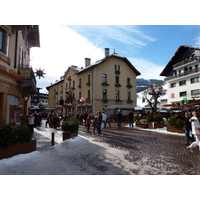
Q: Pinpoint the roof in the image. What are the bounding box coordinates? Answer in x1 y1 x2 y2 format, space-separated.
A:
46 79 64 90
77 52 141 76
160 45 200 77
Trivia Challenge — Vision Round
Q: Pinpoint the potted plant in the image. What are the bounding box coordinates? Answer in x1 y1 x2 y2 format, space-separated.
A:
146 113 165 129
49 116 60 128
62 116 79 140
166 116 184 133
0 125 36 159
134 115 142 127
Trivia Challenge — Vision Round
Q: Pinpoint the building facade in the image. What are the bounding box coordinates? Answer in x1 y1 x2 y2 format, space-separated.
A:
46 48 141 115
0 25 40 125
160 45 200 108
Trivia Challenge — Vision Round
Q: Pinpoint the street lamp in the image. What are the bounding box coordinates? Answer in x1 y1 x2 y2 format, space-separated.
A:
79 97 86 114
144 84 163 113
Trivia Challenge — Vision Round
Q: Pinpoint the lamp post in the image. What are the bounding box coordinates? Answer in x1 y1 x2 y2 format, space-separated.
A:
23 93 30 125
79 97 86 114
144 84 163 113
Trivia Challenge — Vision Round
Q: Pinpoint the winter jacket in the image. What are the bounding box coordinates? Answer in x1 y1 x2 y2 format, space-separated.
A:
190 117 200 135
93 119 99 128
27 115 35 125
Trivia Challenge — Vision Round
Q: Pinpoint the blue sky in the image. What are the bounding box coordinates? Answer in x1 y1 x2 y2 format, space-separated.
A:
30 25 200 93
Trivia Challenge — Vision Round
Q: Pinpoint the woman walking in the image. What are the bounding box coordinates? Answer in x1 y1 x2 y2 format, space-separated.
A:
187 111 200 152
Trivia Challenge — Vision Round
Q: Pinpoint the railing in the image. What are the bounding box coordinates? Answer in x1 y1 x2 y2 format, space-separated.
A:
173 56 200 69
164 68 200 81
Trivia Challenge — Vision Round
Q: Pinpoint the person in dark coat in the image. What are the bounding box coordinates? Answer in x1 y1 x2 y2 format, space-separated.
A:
83 111 88 127
180 112 194 145
93 116 99 135
128 111 134 128
97 112 102 135
117 110 123 128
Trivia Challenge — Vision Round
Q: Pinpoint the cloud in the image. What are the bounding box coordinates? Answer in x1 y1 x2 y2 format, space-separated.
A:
128 57 164 80
194 35 200 47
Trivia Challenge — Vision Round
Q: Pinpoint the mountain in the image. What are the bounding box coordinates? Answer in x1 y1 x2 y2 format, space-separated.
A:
136 78 164 93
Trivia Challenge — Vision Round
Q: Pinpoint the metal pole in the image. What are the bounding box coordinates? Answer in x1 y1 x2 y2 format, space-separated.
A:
51 132 55 146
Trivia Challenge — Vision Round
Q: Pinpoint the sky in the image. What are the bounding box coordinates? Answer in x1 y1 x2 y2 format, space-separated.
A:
30 25 200 93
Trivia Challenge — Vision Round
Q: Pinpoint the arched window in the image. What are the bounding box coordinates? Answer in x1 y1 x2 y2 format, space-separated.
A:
102 74 107 83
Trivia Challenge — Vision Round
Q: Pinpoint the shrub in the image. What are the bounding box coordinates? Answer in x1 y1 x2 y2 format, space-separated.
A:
134 115 141 122
62 116 79 133
50 116 60 123
167 116 183 127
0 125 33 147
146 113 163 123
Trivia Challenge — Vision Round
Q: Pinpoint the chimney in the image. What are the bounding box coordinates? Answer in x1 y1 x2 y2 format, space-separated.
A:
105 48 110 57
85 58 91 67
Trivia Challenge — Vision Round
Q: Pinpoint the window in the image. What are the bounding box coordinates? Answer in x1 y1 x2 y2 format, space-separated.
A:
102 74 107 83
195 64 198 69
79 78 82 86
72 80 75 88
0 27 10 56
87 90 90 99
114 64 120 71
127 91 131 100
115 76 119 84
79 92 81 99
88 74 90 83
103 89 107 99
115 90 120 100
189 66 192 71
191 89 200 96
180 91 187 97
191 77 199 84
0 28 5 53
170 83 176 88
127 78 130 85
179 80 186 86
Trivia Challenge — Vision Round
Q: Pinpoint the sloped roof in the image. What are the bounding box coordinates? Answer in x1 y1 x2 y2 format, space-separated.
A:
160 45 200 77
77 52 141 76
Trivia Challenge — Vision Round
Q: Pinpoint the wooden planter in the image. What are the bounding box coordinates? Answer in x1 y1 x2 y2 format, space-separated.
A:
49 122 60 128
166 125 184 133
135 122 148 128
148 122 165 129
0 140 36 160
63 131 78 141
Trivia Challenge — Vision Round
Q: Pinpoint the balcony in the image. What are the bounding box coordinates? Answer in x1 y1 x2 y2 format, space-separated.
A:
18 66 36 94
164 68 200 81
173 56 200 69
65 87 72 94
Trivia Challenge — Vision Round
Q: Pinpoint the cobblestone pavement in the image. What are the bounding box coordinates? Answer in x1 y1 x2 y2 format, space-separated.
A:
79 123 200 175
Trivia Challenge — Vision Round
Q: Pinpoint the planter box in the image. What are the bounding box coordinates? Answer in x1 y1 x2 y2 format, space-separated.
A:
148 122 165 129
63 131 78 141
0 140 36 160
49 122 60 128
135 122 148 128
167 125 184 133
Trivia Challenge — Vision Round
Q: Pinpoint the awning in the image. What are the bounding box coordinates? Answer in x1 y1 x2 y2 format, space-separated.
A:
105 104 134 111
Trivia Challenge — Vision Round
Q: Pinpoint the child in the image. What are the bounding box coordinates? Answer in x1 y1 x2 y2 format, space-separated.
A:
92 116 99 135
86 116 92 132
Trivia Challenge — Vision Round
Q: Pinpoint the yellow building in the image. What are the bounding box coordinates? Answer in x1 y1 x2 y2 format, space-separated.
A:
0 25 40 125
47 48 141 116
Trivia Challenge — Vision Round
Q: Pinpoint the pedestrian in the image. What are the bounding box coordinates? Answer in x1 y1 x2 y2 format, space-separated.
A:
117 110 122 128
83 111 88 127
97 112 102 135
179 112 194 145
79 114 83 125
102 112 107 128
86 116 92 132
27 112 35 133
187 111 200 152
92 116 99 134
128 111 134 128
105 113 111 128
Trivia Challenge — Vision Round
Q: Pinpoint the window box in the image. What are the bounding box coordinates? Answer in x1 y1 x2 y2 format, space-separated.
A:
102 99 108 103
126 84 133 89
86 82 91 86
115 84 121 88
115 70 120 75
101 82 110 86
